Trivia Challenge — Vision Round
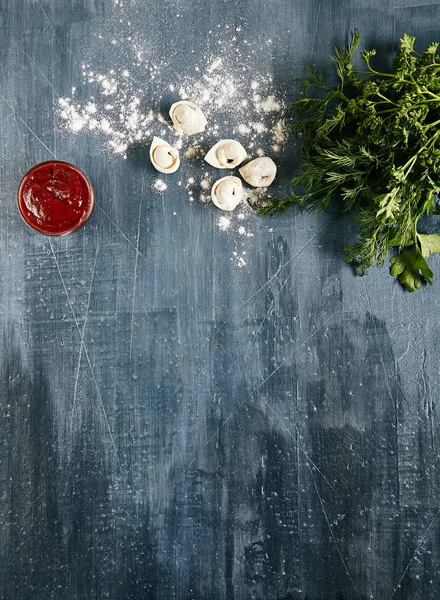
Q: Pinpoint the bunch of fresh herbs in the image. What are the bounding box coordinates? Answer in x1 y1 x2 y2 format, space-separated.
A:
262 31 440 291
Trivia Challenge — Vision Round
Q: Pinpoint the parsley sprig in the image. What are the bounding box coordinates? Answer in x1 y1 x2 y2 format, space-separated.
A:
262 31 440 291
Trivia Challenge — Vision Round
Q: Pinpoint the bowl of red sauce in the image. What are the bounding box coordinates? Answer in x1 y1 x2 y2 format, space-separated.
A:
17 161 95 236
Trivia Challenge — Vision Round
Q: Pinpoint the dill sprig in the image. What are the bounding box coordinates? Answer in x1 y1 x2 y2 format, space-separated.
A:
261 31 440 291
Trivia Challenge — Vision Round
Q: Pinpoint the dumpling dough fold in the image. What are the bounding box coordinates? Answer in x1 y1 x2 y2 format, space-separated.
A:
169 101 207 135
150 137 180 174
239 157 277 187
211 176 242 211
205 140 247 169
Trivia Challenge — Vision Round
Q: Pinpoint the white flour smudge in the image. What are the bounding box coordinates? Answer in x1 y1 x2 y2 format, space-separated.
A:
153 179 167 192
218 216 231 231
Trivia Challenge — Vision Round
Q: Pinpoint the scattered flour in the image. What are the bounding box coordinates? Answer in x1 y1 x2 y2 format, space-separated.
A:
57 47 287 160
238 225 254 238
184 174 213 203
153 179 167 192
243 186 272 210
250 123 267 134
217 203 255 268
237 256 247 268
218 216 231 231
58 89 154 156
185 145 205 159
232 251 247 268
259 95 282 113
271 119 287 153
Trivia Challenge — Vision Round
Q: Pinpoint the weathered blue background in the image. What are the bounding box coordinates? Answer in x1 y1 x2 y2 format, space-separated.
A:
1 1 440 599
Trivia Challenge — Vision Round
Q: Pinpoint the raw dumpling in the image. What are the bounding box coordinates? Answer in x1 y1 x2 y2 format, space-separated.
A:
169 101 207 135
211 176 242 211
150 136 180 174
239 157 277 187
204 140 247 169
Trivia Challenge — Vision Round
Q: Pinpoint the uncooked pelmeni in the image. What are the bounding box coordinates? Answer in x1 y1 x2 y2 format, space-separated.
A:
211 176 242 211
239 157 277 187
204 139 247 169
169 101 207 135
150 136 180 174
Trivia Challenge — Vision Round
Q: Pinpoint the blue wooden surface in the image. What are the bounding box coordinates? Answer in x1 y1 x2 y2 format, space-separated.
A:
1 1 440 598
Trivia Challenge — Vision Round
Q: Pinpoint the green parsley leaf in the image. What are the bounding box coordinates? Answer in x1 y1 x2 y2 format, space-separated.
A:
417 233 440 257
390 248 434 291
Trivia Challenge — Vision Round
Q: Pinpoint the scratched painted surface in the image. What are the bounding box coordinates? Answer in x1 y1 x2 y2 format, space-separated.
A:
0 0 440 599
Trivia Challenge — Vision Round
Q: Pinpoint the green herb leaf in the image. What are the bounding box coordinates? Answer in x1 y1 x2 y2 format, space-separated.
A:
417 233 440 257
390 248 433 291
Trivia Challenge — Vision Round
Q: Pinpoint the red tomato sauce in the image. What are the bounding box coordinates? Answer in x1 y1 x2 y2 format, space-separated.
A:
18 161 94 235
